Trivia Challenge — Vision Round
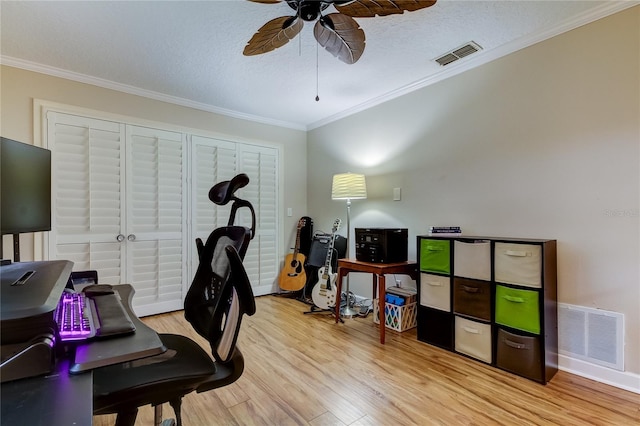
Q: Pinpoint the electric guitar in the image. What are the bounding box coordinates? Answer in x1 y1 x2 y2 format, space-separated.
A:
311 219 341 310
278 218 308 291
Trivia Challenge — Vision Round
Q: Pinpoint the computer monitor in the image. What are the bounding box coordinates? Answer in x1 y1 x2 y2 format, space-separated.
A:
0 137 52 262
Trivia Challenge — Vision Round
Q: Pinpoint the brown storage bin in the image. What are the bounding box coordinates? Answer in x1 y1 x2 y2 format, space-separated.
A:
496 328 543 382
453 277 491 321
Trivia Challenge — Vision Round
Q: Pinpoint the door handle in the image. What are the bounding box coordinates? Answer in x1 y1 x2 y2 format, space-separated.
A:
116 234 125 242
127 234 136 242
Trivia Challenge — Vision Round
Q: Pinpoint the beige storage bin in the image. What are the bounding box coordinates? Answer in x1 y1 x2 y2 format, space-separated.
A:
454 240 491 281
494 242 542 288
420 273 450 312
454 316 492 363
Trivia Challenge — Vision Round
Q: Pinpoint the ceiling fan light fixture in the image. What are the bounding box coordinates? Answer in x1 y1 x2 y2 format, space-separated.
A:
244 0 439 64
296 0 329 21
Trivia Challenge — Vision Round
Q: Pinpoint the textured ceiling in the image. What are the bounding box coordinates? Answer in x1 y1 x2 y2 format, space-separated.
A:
0 1 633 130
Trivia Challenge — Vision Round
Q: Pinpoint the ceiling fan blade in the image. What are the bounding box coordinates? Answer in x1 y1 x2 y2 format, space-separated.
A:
335 0 437 18
247 0 283 3
243 16 304 56
314 14 365 65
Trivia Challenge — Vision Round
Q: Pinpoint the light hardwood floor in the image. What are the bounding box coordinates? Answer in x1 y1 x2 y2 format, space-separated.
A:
94 295 639 425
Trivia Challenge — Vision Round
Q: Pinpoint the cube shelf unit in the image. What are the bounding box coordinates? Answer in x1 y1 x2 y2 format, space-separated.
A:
416 235 558 383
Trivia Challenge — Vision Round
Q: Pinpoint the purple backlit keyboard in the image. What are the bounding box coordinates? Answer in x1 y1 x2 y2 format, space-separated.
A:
55 291 97 341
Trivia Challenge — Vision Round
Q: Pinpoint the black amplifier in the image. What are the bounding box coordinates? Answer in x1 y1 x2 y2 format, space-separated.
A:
355 228 408 263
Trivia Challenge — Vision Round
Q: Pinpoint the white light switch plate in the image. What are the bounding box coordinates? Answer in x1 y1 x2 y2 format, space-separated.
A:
393 187 401 201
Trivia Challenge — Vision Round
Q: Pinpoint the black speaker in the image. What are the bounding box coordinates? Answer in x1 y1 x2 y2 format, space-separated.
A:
306 233 346 267
304 233 346 291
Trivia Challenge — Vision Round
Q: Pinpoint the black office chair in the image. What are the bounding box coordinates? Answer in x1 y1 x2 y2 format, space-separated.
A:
93 243 256 426
93 174 257 426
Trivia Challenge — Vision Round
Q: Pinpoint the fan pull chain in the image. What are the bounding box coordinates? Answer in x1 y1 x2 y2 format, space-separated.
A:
315 41 320 102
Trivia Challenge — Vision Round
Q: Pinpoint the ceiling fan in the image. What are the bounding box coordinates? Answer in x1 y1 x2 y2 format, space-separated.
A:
243 0 437 64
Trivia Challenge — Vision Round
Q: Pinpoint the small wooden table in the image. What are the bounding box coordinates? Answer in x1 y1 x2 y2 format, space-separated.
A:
334 259 418 344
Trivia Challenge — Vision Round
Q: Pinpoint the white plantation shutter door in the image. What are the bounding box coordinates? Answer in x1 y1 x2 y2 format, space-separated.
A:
47 112 125 284
239 145 278 296
190 136 237 278
126 125 187 316
47 107 281 314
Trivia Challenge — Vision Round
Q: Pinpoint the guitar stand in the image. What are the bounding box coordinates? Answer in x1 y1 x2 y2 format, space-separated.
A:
274 289 302 299
303 305 344 323
303 299 345 323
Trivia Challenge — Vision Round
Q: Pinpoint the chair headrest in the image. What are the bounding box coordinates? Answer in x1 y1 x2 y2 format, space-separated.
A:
209 173 250 206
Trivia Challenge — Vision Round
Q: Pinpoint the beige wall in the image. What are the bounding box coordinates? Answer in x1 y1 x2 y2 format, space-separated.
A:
0 65 308 263
308 7 640 381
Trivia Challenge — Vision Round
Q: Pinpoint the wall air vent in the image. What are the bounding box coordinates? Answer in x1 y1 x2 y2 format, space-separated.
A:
435 41 482 66
558 303 624 371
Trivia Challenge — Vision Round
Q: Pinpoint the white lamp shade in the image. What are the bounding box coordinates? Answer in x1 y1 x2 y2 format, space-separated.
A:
332 173 367 200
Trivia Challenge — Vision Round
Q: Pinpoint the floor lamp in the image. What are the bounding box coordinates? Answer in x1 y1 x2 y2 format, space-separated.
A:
332 172 367 318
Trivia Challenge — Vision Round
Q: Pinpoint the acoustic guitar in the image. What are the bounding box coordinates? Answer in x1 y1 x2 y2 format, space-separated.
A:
311 219 341 309
278 218 308 291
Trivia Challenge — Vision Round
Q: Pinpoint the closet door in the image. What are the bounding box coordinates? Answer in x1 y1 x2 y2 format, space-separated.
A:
48 110 279 311
189 135 238 278
47 112 126 284
125 125 187 316
238 145 279 296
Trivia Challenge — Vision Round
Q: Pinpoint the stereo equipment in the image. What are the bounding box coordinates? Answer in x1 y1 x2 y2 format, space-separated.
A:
355 228 408 263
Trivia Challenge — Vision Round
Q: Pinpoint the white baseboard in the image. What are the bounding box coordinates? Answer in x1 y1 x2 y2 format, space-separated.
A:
559 354 640 394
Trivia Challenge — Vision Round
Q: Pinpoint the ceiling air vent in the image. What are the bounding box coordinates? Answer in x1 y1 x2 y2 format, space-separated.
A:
435 41 482 66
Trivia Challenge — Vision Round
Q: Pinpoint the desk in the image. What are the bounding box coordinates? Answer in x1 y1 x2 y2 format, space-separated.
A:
334 259 418 344
1 284 166 425
71 284 167 373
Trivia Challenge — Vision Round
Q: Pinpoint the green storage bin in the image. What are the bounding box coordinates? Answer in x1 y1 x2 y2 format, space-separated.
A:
420 239 451 274
495 285 540 334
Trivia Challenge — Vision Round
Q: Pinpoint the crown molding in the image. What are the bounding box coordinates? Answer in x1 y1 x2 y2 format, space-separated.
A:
0 56 307 131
